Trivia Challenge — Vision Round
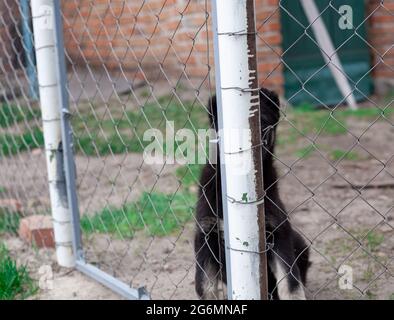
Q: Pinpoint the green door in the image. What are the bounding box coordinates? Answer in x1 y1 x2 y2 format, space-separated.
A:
280 0 373 107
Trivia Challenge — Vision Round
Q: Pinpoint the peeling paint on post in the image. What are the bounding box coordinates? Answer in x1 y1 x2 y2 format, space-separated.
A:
246 0 269 300
212 0 268 299
55 143 69 208
31 0 74 268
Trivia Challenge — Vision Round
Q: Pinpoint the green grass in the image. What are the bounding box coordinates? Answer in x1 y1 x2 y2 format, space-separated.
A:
0 245 37 300
295 102 394 120
1 98 393 159
288 104 394 138
0 187 5 194
362 265 375 282
73 97 209 156
81 191 196 238
325 229 385 259
329 149 360 161
294 145 318 159
139 90 150 98
277 103 394 154
0 104 40 128
366 231 384 252
175 164 203 188
0 209 20 235
292 104 347 136
0 97 209 158
365 290 377 300
1 97 392 161
0 127 44 156
294 145 360 161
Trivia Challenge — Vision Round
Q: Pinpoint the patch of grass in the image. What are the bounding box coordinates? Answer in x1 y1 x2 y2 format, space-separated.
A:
175 164 203 188
365 290 377 300
330 149 360 161
293 108 347 136
0 127 44 156
365 231 384 252
81 191 196 238
294 145 318 159
73 97 209 156
0 187 5 194
139 90 150 98
294 102 315 112
339 106 394 119
362 265 375 282
0 104 40 128
389 293 394 300
276 103 394 153
0 245 37 300
327 229 385 252
325 236 355 258
0 209 20 235
295 102 394 119
288 104 394 139
277 130 298 147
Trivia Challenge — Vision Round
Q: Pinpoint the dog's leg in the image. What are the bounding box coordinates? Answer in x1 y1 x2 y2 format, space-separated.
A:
195 218 222 300
196 258 220 300
269 256 306 300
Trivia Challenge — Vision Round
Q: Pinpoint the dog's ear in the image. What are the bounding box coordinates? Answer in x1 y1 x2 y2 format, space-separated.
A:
208 95 218 129
208 89 280 129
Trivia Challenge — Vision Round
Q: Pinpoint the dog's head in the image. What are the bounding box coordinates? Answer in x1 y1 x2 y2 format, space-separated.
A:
208 87 280 158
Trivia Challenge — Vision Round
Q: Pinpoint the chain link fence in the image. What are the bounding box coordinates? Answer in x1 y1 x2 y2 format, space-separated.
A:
0 0 51 248
0 0 393 300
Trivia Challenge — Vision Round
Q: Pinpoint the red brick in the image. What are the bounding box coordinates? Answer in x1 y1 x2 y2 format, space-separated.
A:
18 215 55 249
0 199 23 213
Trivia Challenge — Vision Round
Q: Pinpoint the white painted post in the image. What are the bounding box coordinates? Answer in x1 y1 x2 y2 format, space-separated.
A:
31 0 74 267
300 0 358 110
212 0 268 299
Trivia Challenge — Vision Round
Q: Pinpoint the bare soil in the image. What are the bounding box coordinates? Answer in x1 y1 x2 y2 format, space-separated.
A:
0 112 393 300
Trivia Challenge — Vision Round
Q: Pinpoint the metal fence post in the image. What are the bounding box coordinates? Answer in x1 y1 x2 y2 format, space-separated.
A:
50 1 150 300
31 0 74 267
211 0 268 299
52 0 83 261
20 0 38 100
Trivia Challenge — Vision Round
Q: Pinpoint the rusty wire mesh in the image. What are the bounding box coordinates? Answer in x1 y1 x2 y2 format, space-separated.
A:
0 0 393 300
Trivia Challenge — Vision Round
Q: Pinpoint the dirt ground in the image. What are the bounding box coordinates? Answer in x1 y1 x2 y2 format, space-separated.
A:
0 105 393 300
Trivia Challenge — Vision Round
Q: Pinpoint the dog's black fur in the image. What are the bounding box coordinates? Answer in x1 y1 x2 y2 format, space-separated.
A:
194 88 311 300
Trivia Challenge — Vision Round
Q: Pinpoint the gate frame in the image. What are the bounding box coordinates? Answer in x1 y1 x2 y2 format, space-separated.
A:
34 0 268 300
51 0 149 300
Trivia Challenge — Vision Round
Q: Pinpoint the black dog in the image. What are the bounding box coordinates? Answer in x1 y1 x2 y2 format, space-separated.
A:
194 88 310 300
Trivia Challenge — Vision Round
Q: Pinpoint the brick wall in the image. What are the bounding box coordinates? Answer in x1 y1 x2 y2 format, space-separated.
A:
1 1 391 96
0 1 20 72
62 0 283 91
255 0 283 94
62 0 213 87
367 0 394 95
